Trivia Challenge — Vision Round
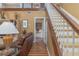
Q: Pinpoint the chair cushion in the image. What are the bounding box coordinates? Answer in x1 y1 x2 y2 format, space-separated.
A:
2 48 15 56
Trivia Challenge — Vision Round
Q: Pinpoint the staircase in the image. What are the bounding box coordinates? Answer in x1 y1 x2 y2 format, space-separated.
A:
45 3 79 56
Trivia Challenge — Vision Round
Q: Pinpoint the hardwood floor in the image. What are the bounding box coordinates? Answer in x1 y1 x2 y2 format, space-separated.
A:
28 38 48 56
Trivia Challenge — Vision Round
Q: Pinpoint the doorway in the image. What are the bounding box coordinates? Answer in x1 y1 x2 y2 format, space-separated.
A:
34 17 47 45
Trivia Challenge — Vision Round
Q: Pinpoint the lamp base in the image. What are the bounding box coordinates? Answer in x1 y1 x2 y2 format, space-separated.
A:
3 35 13 49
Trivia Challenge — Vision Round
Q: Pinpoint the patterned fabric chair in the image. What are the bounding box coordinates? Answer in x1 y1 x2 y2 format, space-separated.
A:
18 32 34 56
0 32 34 56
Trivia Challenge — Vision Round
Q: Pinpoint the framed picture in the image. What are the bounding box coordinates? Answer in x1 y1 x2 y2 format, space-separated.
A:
22 20 28 28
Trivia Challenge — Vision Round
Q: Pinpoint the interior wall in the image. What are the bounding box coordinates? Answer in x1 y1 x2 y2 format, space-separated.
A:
1 11 46 33
62 3 79 19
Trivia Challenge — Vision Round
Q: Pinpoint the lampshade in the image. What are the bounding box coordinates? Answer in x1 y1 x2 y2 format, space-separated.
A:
0 22 19 35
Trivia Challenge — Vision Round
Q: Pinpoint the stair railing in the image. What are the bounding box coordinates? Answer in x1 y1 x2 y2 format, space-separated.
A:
52 4 79 56
45 3 79 56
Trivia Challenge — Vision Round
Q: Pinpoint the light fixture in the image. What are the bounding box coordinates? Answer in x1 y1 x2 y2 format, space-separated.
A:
0 21 19 49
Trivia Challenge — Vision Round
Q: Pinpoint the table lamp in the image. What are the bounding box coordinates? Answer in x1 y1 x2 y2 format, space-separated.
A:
0 21 19 49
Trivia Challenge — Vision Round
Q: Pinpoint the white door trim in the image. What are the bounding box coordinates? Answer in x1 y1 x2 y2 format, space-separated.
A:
34 17 46 43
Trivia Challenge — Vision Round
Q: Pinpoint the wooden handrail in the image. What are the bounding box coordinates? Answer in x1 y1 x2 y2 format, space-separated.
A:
45 7 62 56
52 4 79 35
